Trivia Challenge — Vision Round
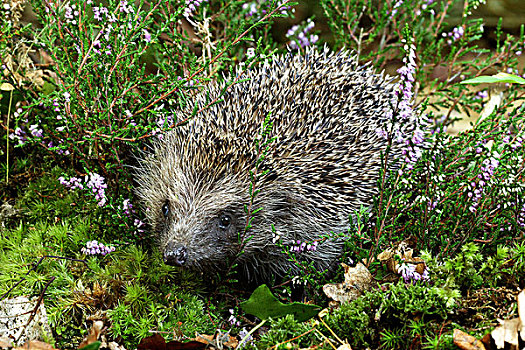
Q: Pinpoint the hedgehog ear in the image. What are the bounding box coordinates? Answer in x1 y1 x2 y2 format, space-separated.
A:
262 188 296 214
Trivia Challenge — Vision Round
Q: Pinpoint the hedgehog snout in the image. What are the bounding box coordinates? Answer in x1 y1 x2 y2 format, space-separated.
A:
163 242 188 266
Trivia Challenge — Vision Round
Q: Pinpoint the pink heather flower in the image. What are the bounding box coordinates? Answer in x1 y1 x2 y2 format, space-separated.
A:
122 199 133 215
59 173 107 206
238 327 254 348
476 90 488 99
289 240 318 253
444 26 464 45
120 0 134 13
468 155 499 212
13 107 23 118
518 204 525 228
376 128 388 139
82 240 115 255
184 0 207 17
228 309 241 327
10 127 27 145
286 18 318 50
29 124 43 138
133 219 145 235
397 262 430 284
143 29 151 43
64 4 79 25
93 6 103 21
277 0 293 15
394 37 425 170
242 2 258 16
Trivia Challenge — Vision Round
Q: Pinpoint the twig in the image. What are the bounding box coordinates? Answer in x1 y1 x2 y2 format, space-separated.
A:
1 256 87 301
15 276 56 344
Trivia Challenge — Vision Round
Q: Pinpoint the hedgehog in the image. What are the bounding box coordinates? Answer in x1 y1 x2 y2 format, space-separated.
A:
135 47 416 282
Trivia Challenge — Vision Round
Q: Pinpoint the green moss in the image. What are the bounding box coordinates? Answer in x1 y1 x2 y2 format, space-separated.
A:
253 315 319 349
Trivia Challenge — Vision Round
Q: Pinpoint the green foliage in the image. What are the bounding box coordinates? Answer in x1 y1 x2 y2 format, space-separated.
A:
320 0 525 263
107 293 217 349
323 281 458 349
425 242 525 291
240 284 321 322
2 0 296 178
323 295 374 347
462 72 525 85
372 99 525 258
252 315 319 349
0 216 212 349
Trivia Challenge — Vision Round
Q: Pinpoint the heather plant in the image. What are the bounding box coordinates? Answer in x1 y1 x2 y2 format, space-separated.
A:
1 0 301 347
2 0 296 184
378 100 525 256
320 0 525 259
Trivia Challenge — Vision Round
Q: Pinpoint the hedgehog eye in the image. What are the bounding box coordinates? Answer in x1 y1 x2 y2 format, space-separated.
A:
218 214 231 229
161 201 170 218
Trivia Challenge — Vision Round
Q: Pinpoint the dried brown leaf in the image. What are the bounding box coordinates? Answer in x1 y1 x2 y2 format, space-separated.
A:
78 321 103 349
323 263 373 303
453 329 486 350
489 289 524 349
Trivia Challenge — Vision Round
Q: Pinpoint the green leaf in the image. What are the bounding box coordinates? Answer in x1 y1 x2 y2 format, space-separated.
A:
460 72 525 85
79 341 101 350
240 284 321 322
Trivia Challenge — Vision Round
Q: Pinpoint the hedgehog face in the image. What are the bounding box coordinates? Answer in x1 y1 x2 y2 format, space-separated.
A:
156 180 249 272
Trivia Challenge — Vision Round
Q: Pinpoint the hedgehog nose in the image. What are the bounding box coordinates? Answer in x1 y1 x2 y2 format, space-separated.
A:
163 244 187 266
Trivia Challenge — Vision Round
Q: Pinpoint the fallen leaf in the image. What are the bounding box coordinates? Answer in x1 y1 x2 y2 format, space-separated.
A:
489 289 525 349
453 329 486 350
137 334 206 350
107 342 126 350
241 284 321 322
194 332 237 348
491 319 520 349
78 321 103 349
323 263 374 303
0 337 13 348
336 341 352 349
137 334 166 350
13 340 60 350
377 240 427 277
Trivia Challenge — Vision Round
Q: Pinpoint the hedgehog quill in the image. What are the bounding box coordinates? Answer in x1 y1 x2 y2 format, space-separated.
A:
135 48 418 282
